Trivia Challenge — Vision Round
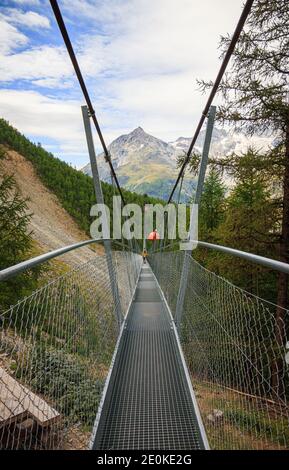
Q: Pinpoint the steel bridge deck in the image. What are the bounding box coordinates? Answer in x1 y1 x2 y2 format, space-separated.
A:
92 264 206 450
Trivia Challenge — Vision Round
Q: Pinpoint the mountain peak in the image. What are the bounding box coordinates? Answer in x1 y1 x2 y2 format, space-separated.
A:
131 126 146 136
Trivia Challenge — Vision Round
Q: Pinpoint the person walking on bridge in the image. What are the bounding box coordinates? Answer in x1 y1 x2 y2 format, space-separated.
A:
148 229 160 241
142 248 148 264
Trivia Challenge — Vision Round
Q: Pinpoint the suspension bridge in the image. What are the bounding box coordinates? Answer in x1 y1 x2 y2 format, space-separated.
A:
0 0 288 451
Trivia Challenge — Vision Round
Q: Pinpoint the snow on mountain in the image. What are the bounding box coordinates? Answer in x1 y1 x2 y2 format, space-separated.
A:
81 126 273 200
169 128 272 157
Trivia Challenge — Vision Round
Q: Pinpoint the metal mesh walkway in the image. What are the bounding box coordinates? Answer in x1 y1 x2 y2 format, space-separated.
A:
92 264 207 450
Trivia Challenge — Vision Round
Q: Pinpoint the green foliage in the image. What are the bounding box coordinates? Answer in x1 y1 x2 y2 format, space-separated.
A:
0 148 42 312
191 148 281 303
198 0 288 137
225 408 289 447
0 118 162 238
18 347 102 426
199 169 226 236
196 0 289 317
215 150 279 299
193 381 288 449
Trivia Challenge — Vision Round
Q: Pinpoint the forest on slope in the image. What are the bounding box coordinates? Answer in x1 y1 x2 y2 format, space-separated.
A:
191 154 281 305
176 0 288 313
0 115 287 308
0 118 162 312
0 118 162 236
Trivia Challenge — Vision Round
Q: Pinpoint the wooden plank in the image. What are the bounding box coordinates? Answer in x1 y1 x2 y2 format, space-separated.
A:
0 367 60 427
0 398 28 428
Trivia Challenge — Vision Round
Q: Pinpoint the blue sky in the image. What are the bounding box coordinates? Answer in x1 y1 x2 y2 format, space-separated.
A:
0 0 244 167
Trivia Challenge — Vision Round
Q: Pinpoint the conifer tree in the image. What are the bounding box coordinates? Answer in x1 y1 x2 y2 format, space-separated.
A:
0 150 40 310
199 169 226 237
198 0 288 392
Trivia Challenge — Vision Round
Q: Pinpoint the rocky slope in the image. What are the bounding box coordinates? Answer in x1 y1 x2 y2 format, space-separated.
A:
82 126 191 200
2 148 101 266
82 127 272 200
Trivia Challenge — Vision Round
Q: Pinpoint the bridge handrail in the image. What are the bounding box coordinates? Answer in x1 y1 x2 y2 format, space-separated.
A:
152 240 289 275
196 240 289 274
2 236 288 282
0 238 110 282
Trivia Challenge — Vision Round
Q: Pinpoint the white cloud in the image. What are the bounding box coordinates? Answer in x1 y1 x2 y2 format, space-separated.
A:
0 7 50 57
12 0 41 5
60 0 123 24
4 9 50 29
0 45 73 82
31 78 73 89
0 16 28 54
0 0 247 164
0 89 81 139
0 89 125 165
70 0 245 141
62 0 243 76
0 0 244 85
0 89 88 164
106 72 206 141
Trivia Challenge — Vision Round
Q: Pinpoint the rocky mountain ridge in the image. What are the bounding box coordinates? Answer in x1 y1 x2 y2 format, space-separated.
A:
81 126 272 200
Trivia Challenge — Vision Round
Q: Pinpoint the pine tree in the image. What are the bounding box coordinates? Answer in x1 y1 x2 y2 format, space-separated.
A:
0 150 40 310
199 169 226 236
215 149 279 297
198 0 289 393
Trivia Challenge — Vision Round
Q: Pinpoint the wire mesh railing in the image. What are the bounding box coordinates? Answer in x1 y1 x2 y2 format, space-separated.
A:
150 251 289 450
0 251 142 450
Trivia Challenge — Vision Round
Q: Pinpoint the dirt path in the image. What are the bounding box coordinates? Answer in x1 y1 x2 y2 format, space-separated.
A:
2 148 103 266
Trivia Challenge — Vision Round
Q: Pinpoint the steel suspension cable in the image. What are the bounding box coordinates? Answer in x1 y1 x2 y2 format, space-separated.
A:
167 0 254 204
49 0 126 205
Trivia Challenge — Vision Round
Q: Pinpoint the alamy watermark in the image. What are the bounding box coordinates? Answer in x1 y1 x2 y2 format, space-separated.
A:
90 196 198 251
